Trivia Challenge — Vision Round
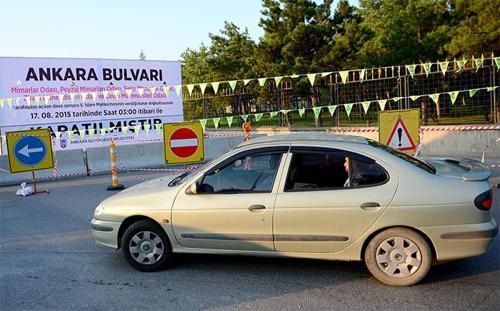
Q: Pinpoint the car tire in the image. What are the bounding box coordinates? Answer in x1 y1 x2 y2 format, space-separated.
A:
121 220 173 272
364 227 432 286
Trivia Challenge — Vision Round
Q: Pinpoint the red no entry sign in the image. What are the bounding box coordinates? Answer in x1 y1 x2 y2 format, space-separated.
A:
169 128 199 158
163 123 204 164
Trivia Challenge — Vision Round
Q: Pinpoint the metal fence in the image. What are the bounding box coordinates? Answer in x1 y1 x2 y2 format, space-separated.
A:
183 57 498 128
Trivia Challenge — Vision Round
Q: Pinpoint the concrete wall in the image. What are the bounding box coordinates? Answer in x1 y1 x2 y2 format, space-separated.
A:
0 149 86 186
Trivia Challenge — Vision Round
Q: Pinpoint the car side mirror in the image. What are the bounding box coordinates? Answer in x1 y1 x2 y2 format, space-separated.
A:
185 182 199 195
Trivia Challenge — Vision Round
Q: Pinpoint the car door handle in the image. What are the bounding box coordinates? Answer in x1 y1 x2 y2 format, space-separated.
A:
360 202 380 210
248 205 266 211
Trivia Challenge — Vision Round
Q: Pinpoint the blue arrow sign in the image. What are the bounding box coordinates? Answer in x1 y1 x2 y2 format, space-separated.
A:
13 136 47 166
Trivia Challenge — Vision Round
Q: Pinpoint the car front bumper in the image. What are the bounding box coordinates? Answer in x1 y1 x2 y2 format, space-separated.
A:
418 219 498 261
90 218 121 249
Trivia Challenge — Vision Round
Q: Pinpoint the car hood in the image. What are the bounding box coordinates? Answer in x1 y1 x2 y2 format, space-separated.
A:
99 175 179 211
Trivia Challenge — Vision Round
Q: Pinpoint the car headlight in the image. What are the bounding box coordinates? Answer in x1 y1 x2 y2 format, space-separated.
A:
94 205 105 217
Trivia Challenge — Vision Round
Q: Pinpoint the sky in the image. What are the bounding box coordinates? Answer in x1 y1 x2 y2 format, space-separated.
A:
0 0 357 62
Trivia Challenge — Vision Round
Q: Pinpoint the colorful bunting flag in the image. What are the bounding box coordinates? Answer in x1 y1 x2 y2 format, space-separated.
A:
361 101 371 114
422 62 432 77
0 99 4 108
133 125 141 135
78 129 86 138
392 97 402 102
136 88 144 96
125 89 132 98
327 105 337 116
226 116 234 127
409 95 421 101
298 108 305 118
100 128 107 136
291 74 300 79
474 55 483 72
243 79 252 86
258 78 266 87
102 91 109 98
456 58 467 72
274 76 283 87
344 104 353 117
149 87 156 94
186 84 195 96
7 98 13 107
212 117 220 129
34 96 40 105
429 93 440 104
199 83 208 95
24 96 31 106
269 111 278 119
377 99 387 111
211 82 220 94
469 89 478 97
113 90 120 99
228 80 237 92
359 69 366 82
91 92 98 102
174 85 182 96
406 64 416 78
144 124 151 135
88 129 96 138
67 130 74 141
448 91 459 105
55 132 62 140
241 114 248 122
321 72 332 78
486 86 497 92
307 73 316 86
312 107 322 119
339 71 349 84
155 124 162 134
279 109 290 116
162 86 170 97
439 60 449 76
254 113 263 122
495 57 500 71
121 126 129 136
44 96 50 105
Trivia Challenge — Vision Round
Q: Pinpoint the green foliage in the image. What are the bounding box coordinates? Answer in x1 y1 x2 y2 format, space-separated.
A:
180 0 498 121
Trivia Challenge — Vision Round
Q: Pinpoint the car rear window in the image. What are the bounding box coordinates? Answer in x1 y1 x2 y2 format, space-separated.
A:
368 140 436 174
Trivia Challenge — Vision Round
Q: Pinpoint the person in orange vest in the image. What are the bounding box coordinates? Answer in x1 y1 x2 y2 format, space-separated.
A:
242 117 252 141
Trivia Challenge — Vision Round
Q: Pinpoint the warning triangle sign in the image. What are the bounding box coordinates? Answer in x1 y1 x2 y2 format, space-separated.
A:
386 116 416 151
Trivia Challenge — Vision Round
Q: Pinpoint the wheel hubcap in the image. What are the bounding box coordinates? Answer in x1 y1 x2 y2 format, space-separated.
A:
129 231 164 265
375 236 422 278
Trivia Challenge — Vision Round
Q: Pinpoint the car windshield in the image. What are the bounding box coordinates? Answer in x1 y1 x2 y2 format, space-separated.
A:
368 139 436 174
167 159 216 187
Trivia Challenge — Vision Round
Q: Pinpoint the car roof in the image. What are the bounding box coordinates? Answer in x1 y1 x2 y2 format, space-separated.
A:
238 133 370 148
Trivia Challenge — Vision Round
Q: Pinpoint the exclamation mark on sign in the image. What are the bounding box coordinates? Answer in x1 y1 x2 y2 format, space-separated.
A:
397 128 403 147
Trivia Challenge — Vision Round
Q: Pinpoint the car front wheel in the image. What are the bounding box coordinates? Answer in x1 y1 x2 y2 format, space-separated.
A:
364 227 432 286
121 220 173 272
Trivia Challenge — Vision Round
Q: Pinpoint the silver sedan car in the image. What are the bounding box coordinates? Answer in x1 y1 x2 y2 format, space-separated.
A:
91 134 497 286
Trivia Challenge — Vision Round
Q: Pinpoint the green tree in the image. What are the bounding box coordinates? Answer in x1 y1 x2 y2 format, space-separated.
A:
358 0 454 65
445 0 500 57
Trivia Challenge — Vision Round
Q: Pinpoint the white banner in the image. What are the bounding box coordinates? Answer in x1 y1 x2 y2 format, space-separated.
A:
0 57 183 151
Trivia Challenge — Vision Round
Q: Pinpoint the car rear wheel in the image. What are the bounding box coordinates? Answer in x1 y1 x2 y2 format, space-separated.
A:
121 220 173 272
364 228 432 286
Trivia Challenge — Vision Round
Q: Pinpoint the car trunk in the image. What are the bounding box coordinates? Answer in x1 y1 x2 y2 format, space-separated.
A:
423 157 491 181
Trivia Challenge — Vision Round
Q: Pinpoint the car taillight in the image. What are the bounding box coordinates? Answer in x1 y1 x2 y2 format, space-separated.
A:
474 190 493 210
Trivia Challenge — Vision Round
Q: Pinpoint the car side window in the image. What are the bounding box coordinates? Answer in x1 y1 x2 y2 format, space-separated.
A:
284 150 388 191
199 153 282 194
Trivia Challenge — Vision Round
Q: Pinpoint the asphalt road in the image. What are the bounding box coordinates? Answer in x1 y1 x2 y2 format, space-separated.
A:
0 172 499 311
